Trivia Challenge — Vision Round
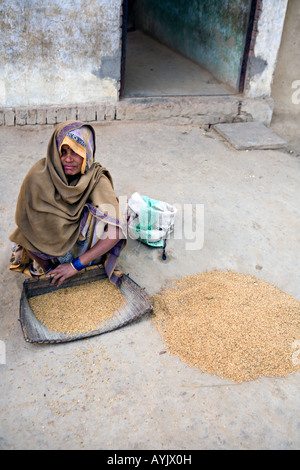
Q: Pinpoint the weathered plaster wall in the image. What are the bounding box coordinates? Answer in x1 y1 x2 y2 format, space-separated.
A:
271 0 300 118
245 0 288 98
135 0 252 90
0 0 122 107
270 0 300 150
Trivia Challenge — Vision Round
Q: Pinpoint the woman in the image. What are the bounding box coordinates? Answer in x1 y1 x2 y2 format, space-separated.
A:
9 120 127 287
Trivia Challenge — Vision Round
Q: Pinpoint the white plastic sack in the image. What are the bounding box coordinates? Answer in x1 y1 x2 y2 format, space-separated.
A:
127 192 177 249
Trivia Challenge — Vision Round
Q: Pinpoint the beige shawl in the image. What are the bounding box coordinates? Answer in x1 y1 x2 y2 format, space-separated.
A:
10 121 123 257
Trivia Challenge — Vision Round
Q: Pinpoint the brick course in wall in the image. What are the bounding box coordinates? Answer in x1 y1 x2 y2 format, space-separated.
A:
0 95 274 127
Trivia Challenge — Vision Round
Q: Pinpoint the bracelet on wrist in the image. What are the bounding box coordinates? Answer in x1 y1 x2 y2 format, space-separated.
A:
70 257 86 272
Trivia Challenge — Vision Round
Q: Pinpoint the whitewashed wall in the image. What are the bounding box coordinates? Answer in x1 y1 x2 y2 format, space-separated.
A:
246 0 289 98
0 0 122 107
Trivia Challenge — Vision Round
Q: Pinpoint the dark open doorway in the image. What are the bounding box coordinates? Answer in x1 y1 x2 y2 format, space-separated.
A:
120 0 256 99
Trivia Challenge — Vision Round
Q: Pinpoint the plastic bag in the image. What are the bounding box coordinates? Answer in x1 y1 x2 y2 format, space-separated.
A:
127 192 177 259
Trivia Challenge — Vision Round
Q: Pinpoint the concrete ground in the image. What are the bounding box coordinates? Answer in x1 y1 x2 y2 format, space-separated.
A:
124 30 236 98
0 119 299 450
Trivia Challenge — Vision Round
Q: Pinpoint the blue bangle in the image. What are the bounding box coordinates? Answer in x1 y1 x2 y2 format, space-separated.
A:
71 257 86 271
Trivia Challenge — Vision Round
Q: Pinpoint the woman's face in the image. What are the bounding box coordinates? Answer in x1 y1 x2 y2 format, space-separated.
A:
60 144 83 176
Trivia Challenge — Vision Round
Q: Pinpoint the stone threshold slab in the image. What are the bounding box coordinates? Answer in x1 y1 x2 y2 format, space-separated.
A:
214 122 287 150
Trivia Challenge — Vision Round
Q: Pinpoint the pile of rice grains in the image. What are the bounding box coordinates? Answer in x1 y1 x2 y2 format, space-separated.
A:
29 279 124 335
29 269 300 383
152 271 300 383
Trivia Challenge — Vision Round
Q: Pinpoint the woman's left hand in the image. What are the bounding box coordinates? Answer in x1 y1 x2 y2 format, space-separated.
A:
50 263 77 287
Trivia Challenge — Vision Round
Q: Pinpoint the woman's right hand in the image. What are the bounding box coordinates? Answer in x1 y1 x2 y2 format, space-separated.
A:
50 263 77 287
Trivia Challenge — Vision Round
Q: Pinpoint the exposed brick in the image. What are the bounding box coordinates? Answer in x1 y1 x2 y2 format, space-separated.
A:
96 104 106 121
46 107 57 124
4 109 15 126
77 105 97 122
56 106 77 123
257 0 263 11
104 104 116 121
16 108 27 126
27 109 37 125
36 108 47 125
66 107 77 121
56 107 68 123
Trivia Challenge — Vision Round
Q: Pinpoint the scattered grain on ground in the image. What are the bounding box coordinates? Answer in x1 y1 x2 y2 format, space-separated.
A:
29 279 124 335
152 270 300 383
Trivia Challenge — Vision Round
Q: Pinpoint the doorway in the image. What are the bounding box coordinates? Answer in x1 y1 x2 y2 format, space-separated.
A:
121 0 255 99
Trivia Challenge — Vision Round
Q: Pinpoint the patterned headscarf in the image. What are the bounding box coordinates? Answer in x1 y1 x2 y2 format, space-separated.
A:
58 126 94 174
10 120 124 258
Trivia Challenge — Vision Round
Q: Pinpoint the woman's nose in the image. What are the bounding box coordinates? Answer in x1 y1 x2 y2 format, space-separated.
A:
65 149 73 160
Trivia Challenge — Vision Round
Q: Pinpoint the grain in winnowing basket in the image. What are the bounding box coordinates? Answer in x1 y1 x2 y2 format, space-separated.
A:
29 279 124 335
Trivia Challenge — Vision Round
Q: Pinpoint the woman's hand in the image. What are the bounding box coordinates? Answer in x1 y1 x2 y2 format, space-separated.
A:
49 225 122 287
50 263 77 287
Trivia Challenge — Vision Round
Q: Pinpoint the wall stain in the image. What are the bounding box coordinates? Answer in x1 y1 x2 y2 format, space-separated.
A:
248 56 268 77
0 0 122 106
92 52 121 81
